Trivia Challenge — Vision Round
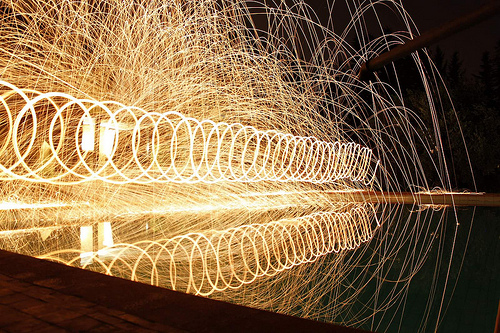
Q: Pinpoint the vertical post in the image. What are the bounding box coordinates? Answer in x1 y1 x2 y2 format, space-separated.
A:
80 225 93 265
81 116 95 152
98 222 114 250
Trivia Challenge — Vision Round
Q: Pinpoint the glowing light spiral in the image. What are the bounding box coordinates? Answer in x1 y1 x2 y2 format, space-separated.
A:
39 204 377 296
0 80 377 185
0 0 471 329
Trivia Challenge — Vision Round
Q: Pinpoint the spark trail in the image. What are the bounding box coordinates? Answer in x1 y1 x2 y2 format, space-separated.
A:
0 0 474 331
41 204 377 296
0 81 377 185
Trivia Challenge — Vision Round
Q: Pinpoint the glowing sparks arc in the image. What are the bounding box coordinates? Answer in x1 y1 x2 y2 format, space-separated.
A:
0 0 467 329
0 81 377 185
39 204 378 296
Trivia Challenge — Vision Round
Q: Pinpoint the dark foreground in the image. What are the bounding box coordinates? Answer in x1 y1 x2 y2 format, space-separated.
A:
0 249 371 332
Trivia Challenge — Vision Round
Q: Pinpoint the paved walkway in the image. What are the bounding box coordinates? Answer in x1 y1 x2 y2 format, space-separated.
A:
0 249 371 332
0 272 181 332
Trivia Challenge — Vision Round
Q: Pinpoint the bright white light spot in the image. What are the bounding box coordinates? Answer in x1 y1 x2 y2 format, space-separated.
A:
82 116 95 152
98 222 113 248
99 121 116 157
80 225 93 265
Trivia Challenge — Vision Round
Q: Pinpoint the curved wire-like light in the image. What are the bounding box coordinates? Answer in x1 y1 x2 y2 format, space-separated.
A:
40 204 377 296
0 80 377 185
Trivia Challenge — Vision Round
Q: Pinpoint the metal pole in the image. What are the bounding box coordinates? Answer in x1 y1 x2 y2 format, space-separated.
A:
358 0 500 81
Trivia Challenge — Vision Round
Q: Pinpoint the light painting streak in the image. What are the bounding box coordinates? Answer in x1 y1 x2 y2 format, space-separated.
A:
0 0 473 330
40 204 377 296
0 81 377 185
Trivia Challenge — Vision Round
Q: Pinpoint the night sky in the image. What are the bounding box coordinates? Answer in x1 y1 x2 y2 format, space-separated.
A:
304 0 500 76
403 0 499 75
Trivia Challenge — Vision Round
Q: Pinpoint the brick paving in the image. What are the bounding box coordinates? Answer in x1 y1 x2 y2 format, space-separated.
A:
0 272 181 332
0 249 370 332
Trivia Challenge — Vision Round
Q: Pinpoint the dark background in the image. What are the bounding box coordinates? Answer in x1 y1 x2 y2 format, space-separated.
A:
304 0 500 76
401 0 499 76
301 0 500 192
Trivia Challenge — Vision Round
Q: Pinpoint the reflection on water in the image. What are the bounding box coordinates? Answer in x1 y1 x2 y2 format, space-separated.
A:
3 199 493 332
386 206 499 333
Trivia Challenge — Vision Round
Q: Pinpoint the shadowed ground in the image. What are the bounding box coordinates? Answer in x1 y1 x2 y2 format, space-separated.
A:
0 249 372 332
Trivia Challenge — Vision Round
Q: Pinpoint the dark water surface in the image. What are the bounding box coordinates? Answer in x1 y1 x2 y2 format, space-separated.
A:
383 206 499 332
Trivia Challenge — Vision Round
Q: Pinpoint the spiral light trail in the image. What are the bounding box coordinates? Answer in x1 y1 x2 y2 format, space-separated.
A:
40 204 377 296
0 0 471 330
0 81 376 185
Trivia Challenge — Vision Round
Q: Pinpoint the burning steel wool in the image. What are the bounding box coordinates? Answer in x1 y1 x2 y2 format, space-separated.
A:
0 0 473 330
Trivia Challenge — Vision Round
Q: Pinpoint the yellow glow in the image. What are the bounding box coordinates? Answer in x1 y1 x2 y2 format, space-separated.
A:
80 225 93 265
42 204 378 296
0 0 469 329
0 201 70 211
0 226 60 237
99 121 116 157
98 222 114 249
0 80 377 185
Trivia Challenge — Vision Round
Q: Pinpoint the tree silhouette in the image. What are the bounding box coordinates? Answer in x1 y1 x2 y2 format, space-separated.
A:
439 46 500 191
433 46 447 77
380 45 500 192
448 51 464 86
492 40 500 110
478 52 494 105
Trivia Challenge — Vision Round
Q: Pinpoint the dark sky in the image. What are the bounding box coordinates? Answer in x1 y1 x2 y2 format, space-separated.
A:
402 0 499 75
303 0 500 76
